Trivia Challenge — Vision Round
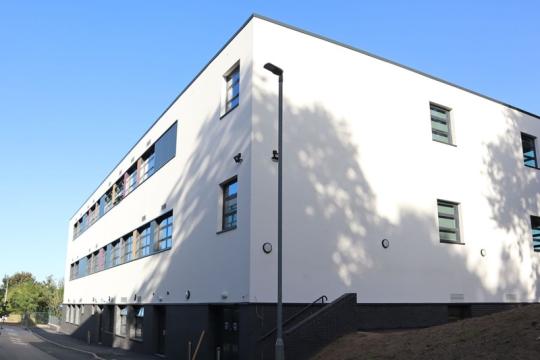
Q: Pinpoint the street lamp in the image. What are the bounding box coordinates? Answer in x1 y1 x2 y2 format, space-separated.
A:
263 62 285 360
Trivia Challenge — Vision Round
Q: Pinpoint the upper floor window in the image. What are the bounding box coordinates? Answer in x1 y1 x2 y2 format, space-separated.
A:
123 234 133 262
157 213 173 251
139 225 152 257
126 165 138 195
521 133 537 168
437 200 461 244
140 148 156 182
430 104 452 144
224 65 240 113
530 216 540 252
221 177 238 231
112 240 121 266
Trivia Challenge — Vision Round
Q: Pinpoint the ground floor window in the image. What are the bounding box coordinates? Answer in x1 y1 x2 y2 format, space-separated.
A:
117 306 128 337
133 306 144 340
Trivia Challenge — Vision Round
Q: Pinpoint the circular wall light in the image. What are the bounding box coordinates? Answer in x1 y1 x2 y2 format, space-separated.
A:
262 242 273 254
185 290 191 300
480 249 486 257
381 239 390 249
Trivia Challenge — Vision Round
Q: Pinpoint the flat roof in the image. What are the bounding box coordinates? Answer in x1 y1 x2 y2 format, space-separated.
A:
71 13 539 219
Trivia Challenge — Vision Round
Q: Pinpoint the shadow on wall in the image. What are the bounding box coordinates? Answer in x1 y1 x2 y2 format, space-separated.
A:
105 70 540 358
483 108 540 300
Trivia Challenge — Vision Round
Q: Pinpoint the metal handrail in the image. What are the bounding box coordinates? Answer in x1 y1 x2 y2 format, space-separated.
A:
258 295 328 342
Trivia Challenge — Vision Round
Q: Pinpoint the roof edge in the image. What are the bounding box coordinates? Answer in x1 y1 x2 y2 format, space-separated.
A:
70 14 257 220
251 13 540 120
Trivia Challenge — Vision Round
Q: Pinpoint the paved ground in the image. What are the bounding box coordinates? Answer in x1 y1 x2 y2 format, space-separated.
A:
0 325 88 360
0 325 160 360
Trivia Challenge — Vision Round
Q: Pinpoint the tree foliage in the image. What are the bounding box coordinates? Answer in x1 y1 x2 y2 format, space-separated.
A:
1 272 63 316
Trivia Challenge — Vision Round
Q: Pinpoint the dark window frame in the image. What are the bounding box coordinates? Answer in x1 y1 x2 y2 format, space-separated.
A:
430 103 453 145
157 212 173 251
437 200 462 244
222 64 240 117
521 132 538 168
530 216 540 252
220 176 238 232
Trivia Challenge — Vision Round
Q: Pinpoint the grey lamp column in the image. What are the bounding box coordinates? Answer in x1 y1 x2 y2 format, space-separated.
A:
263 62 285 360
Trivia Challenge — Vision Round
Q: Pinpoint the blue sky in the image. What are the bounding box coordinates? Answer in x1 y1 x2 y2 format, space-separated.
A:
0 1 538 282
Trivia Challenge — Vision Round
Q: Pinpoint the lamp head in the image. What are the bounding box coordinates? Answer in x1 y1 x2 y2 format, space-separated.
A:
264 63 283 76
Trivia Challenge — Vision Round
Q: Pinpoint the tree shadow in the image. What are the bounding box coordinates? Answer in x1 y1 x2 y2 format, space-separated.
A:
68 64 540 359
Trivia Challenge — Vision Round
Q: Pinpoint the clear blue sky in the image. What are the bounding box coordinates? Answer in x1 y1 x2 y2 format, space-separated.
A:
0 1 538 282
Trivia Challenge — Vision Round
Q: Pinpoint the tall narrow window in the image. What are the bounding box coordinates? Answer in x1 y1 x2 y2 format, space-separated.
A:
221 177 238 231
224 65 240 113
530 216 540 252
437 200 461 244
126 165 138 195
133 307 144 340
157 213 173 250
112 240 121 266
430 104 452 144
521 133 537 168
118 306 128 337
139 225 152 257
113 179 125 205
140 147 156 182
123 234 133 262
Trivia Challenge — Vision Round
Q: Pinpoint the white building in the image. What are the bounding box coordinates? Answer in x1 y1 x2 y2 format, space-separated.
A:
62 14 540 359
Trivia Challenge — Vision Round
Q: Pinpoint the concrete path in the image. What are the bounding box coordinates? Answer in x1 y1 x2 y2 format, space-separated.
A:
0 325 90 360
31 325 160 360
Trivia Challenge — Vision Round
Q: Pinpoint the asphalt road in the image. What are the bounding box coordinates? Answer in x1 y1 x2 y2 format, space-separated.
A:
0 325 93 360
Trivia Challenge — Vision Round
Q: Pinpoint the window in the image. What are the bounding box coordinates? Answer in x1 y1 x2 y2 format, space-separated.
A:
77 258 86 278
530 216 540 252
118 306 128 337
437 200 461 243
113 179 125 205
139 225 152 257
521 133 537 168
112 240 121 266
104 245 112 269
126 164 138 195
133 306 144 339
123 234 133 262
140 148 156 182
221 177 238 231
224 65 240 113
154 122 177 171
430 104 452 144
157 213 173 250
102 189 113 214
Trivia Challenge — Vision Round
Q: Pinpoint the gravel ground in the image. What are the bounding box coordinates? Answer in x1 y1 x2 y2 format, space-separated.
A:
312 304 540 360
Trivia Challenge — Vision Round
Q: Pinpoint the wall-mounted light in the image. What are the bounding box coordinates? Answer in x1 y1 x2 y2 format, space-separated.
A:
133 294 137 301
271 150 279 162
185 290 191 300
381 239 390 249
221 291 228 300
166 291 170 296
480 249 486 257
263 242 273 254
233 153 243 163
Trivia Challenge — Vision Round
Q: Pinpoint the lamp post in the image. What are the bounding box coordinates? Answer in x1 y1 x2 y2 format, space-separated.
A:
263 62 285 360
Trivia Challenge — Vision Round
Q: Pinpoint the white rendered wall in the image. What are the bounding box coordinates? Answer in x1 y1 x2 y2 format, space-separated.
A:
64 22 254 305
250 18 540 304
